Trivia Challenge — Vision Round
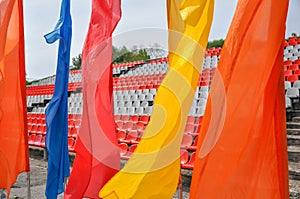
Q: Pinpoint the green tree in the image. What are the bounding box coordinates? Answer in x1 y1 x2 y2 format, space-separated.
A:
71 53 82 69
112 46 150 64
207 39 225 48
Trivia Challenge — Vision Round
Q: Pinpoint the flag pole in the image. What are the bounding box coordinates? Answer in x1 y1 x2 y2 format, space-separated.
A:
0 189 5 199
27 172 31 199
175 171 183 199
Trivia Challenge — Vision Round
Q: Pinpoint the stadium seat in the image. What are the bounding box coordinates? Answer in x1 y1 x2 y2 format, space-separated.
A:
287 75 299 83
285 81 292 90
118 143 128 157
122 144 138 160
286 87 299 98
180 150 189 165
28 134 35 145
33 134 43 147
181 134 193 149
182 152 196 169
286 96 292 109
188 136 199 151
125 130 139 144
117 130 126 142
68 137 75 152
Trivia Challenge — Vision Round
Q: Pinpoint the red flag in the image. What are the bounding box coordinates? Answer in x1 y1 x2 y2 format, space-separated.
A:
190 0 290 198
0 0 29 196
64 1 121 198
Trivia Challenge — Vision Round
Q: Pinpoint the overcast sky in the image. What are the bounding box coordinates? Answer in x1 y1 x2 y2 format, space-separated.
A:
23 0 299 80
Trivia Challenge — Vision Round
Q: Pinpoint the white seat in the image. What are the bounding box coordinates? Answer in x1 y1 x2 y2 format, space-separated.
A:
132 101 140 108
123 94 131 101
135 107 144 115
285 81 292 90
145 94 154 101
138 94 146 101
124 101 132 108
198 98 207 107
292 80 300 89
144 106 153 115
200 91 208 99
149 89 157 95
130 94 138 101
128 107 135 115
200 86 209 92
286 87 299 98
196 107 205 116
285 96 292 108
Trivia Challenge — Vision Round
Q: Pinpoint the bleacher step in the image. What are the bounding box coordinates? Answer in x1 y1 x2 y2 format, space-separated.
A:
292 116 300 122
287 128 300 136
288 146 300 162
289 162 300 181
287 134 300 147
286 122 300 129
289 179 300 199
286 110 300 121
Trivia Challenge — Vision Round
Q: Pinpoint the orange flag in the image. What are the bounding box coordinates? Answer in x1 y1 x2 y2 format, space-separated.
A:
190 0 290 198
0 0 29 196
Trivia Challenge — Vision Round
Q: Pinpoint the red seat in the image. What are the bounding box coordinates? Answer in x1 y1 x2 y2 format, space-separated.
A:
123 121 134 131
284 70 293 76
38 126 46 135
181 134 193 149
126 130 139 144
287 75 299 83
68 114 75 120
31 125 38 134
188 136 199 151
131 115 139 123
28 134 35 145
182 152 196 169
118 143 128 157
294 69 300 75
180 150 189 165
114 115 121 121
117 130 126 142
289 64 299 71
69 127 77 138
123 144 138 159
115 121 123 130
140 115 149 124
68 120 75 128
121 115 130 122
184 124 194 134
68 137 75 152
40 136 46 148
294 59 300 65
33 134 43 147
284 60 292 66
186 116 195 124
195 116 203 125
74 119 81 128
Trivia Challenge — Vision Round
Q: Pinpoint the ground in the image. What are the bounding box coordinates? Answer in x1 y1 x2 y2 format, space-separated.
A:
1 150 299 199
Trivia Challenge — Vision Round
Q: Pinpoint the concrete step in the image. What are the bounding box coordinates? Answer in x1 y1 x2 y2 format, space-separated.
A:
287 134 300 147
289 179 300 199
286 109 300 121
288 146 300 162
287 122 300 129
287 128 300 136
292 116 300 122
289 162 300 181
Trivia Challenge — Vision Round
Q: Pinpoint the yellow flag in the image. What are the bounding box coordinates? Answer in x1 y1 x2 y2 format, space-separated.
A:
100 0 214 198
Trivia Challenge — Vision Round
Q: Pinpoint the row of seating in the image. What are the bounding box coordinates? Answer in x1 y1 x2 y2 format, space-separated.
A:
117 143 196 169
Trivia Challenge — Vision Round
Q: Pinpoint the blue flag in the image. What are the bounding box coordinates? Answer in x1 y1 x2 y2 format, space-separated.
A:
44 0 72 198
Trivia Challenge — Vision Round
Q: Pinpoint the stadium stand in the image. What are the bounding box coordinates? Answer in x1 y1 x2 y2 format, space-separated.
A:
26 39 300 172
